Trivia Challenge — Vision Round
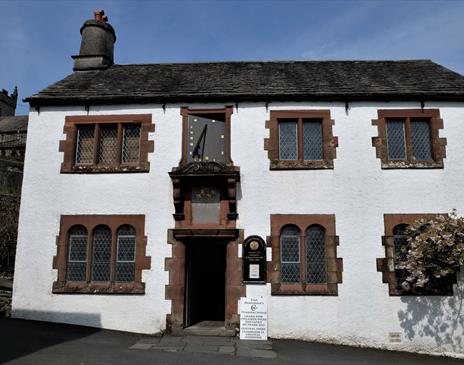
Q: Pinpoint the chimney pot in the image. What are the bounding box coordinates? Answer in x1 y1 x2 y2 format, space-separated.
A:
94 9 108 22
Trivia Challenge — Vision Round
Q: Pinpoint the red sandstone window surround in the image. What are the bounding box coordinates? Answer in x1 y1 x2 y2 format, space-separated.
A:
264 110 338 170
53 215 151 294
372 109 446 169
59 114 154 173
269 214 343 295
376 214 456 296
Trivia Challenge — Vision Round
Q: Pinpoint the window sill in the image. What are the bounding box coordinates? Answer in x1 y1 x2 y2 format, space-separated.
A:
380 160 443 169
270 159 334 170
52 281 146 294
61 164 150 174
271 283 337 296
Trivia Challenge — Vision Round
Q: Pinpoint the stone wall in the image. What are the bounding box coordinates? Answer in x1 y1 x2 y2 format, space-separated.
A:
0 159 23 195
0 89 17 117
0 193 19 274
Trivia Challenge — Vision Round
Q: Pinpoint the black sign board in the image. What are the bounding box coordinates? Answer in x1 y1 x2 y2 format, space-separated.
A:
243 235 266 284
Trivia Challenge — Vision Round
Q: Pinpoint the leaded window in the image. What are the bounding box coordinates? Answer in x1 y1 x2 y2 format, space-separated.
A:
116 225 136 282
268 110 337 170
303 120 323 160
411 120 432 160
280 225 300 283
91 225 112 282
75 125 95 164
98 124 118 164
122 125 141 163
305 225 327 284
66 225 88 281
278 118 324 161
386 120 406 160
279 120 298 160
279 223 330 286
55 216 149 294
385 118 433 162
393 224 410 288
74 123 142 167
378 214 454 296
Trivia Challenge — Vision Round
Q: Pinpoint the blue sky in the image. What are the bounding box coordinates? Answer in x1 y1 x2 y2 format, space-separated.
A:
1 0 463 114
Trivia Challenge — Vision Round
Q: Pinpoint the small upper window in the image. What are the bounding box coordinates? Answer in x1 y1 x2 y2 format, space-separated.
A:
386 119 432 161
75 123 140 167
373 109 446 169
266 110 337 169
60 114 153 173
122 125 142 163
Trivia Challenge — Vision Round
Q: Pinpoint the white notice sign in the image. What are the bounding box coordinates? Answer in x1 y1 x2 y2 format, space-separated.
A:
249 264 260 279
239 296 268 340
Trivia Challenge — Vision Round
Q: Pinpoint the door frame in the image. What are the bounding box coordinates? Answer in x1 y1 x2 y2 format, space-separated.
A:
184 238 227 327
165 228 244 334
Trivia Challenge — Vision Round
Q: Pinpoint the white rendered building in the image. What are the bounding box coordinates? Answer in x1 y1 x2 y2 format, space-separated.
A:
12 11 464 357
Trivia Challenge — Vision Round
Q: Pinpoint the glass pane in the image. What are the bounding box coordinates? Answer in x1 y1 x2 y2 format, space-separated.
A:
281 236 300 262
281 263 300 283
98 125 118 164
393 224 409 286
305 225 327 284
116 225 135 282
280 225 301 283
122 125 141 163
393 224 409 262
386 120 406 160
67 262 87 281
191 186 221 224
67 226 88 281
117 226 136 262
75 125 94 164
303 120 323 160
279 120 298 160
116 262 135 282
92 226 112 281
281 225 300 236
69 233 87 261
411 120 432 160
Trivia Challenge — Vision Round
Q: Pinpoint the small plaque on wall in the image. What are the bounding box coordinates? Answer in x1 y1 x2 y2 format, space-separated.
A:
243 235 266 284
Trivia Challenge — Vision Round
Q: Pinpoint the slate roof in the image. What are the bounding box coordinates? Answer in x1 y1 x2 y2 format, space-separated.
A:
0 116 28 133
25 60 464 106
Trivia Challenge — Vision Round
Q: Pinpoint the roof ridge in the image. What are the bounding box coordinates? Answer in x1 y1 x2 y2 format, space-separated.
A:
114 59 434 67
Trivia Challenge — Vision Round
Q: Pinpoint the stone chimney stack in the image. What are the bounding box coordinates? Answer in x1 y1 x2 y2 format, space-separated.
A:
72 10 116 71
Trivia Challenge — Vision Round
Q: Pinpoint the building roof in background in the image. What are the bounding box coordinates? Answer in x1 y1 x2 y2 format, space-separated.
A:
25 60 464 106
0 116 28 133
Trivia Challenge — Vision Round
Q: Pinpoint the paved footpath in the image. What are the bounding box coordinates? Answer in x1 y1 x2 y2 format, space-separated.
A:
1 318 463 365
129 334 276 358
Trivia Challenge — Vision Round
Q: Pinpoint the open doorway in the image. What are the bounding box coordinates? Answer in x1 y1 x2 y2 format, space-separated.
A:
184 239 226 328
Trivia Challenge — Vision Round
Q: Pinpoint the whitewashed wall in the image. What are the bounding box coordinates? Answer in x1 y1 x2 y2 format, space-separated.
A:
12 101 464 357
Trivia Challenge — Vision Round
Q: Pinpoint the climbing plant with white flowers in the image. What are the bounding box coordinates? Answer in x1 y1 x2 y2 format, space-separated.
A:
396 210 464 291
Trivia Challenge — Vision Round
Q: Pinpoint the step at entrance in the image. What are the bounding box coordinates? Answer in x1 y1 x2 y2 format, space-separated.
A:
182 321 235 337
